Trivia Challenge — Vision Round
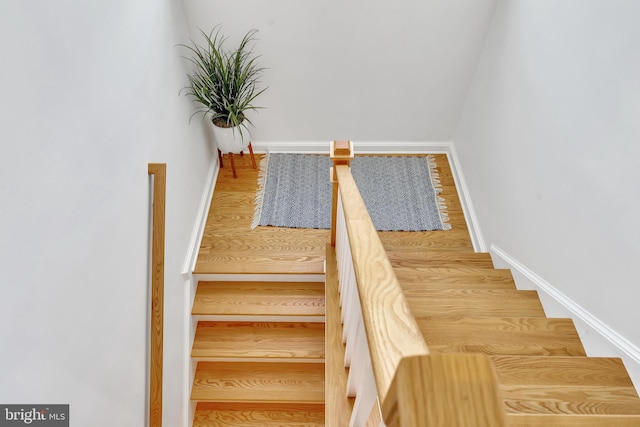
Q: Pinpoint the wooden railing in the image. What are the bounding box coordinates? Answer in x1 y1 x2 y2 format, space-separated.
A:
148 163 166 427
329 142 507 426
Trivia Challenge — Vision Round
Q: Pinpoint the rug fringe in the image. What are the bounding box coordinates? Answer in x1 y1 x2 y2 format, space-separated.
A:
427 155 452 231
251 152 270 229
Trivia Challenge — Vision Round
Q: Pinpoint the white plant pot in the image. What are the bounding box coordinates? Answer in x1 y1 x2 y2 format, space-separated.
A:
212 123 251 154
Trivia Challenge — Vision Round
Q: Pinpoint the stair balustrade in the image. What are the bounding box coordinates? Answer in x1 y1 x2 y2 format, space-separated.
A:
329 142 506 426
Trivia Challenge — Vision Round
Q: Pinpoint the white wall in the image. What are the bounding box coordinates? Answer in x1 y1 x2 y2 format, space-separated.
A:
455 0 640 385
0 0 214 425
181 0 497 142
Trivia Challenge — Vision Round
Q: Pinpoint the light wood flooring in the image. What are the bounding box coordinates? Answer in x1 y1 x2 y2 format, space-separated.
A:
194 152 474 275
192 151 640 426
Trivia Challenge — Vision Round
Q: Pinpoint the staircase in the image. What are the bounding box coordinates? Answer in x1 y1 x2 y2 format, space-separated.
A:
190 151 640 425
188 255 640 426
190 279 326 426
381 248 640 426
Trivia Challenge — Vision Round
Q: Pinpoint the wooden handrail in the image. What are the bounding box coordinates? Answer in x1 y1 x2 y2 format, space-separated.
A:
334 164 429 401
148 163 166 427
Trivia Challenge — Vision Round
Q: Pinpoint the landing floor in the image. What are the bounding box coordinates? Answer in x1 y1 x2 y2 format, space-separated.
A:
194 152 474 275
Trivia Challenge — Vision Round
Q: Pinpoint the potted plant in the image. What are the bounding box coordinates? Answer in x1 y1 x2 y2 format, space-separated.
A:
181 26 266 176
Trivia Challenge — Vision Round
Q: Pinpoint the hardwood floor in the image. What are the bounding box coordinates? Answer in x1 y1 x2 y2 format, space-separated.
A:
192 151 640 425
194 153 473 275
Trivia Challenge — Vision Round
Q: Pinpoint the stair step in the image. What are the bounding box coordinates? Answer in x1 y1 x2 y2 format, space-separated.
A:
193 402 325 427
194 255 326 275
193 281 325 317
192 362 325 403
192 321 325 361
406 289 546 317
387 251 495 268
395 267 516 290
416 317 586 356
491 356 640 415
380 229 477 252
508 413 640 426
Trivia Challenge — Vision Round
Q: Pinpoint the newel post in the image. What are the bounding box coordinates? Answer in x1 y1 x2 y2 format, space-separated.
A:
330 140 355 246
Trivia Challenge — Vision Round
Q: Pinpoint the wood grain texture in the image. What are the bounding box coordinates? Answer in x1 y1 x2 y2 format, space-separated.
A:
386 251 495 268
192 321 325 360
193 281 325 317
336 164 430 402
380 229 474 252
406 289 546 318
491 356 637 387
508 414 640 426
191 362 325 403
395 266 516 290
491 356 640 415
416 317 586 356
382 354 507 427
324 244 353 426
148 163 165 427
194 402 325 427
364 399 382 427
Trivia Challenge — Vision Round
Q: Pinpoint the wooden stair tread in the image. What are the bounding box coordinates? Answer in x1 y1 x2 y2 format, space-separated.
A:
194 255 325 275
192 321 325 360
490 356 640 415
406 289 546 317
192 362 325 403
379 229 476 252
416 317 586 356
491 356 637 387
395 266 516 289
193 281 325 316
508 413 640 426
386 250 495 268
193 402 325 427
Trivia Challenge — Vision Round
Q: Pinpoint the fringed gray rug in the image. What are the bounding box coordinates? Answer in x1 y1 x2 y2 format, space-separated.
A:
252 154 451 231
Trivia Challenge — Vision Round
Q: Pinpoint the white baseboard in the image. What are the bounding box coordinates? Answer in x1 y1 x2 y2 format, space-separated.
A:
444 144 487 252
182 160 220 277
250 140 452 154
490 244 640 391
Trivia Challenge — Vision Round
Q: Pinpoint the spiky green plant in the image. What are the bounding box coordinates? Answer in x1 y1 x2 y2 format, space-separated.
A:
180 26 266 138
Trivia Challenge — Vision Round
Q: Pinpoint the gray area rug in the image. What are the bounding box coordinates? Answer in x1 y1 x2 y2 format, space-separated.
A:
252 154 451 231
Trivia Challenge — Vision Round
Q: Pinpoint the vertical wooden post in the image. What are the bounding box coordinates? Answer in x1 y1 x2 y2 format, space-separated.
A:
330 140 354 246
148 163 166 427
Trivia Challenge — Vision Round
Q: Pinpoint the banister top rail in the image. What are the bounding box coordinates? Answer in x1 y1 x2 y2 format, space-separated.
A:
333 162 429 401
